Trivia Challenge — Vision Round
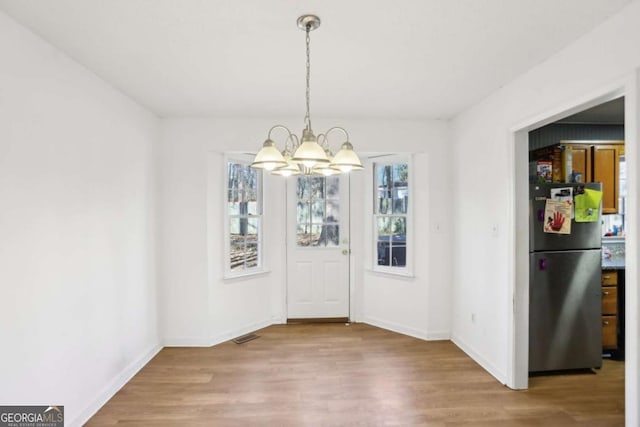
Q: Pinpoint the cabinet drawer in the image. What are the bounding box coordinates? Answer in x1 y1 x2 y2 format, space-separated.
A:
602 270 618 286
602 286 618 315
602 315 617 349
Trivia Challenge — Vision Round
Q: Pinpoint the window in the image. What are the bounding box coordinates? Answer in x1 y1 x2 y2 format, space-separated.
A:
296 176 340 247
225 160 262 276
373 160 409 273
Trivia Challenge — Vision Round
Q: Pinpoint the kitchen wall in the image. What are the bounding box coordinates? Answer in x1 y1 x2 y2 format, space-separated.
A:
157 118 451 346
0 11 160 426
450 1 639 424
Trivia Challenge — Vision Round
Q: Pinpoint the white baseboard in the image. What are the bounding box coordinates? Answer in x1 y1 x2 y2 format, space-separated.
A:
164 318 274 347
209 318 274 347
425 330 451 340
362 315 429 340
163 335 218 347
451 333 507 384
70 343 162 427
362 316 450 341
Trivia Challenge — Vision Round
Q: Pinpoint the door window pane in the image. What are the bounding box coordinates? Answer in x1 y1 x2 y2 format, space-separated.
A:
310 224 323 247
326 200 340 223
311 201 325 223
296 176 340 247
297 178 311 201
311 177 325 199
297 224 310 247
326 176 339 198
297 201 310 224
323 225 340 247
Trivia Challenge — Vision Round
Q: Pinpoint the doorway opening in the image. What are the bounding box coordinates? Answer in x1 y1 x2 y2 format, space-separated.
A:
526 97 626 379
511 87 635 392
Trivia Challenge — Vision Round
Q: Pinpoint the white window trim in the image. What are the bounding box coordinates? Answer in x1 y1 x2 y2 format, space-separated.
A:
223 154 265 280
371 154 414 277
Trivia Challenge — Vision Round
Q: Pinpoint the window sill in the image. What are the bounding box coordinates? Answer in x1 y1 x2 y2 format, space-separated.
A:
223 269 271 282
365 268 415 280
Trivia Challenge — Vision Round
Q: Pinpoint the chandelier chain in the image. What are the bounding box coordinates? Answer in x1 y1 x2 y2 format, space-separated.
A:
305 25 312 131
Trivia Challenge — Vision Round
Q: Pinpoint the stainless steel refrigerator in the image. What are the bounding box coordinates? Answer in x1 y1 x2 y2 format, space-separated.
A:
529 183 602 372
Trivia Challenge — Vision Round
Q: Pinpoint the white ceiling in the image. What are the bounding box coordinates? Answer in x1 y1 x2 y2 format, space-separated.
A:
0 0 633 119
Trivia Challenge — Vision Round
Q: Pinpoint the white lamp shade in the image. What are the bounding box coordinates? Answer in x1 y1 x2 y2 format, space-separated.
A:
292 131 330 168
312 148 340 176
317 166 341 176
331 141 363 171
251 140 287 170
292 141 330 167
272 151 301 176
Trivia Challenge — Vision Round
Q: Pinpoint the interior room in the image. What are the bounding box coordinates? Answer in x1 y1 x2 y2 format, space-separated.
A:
523 99 625 395
0 1 638 426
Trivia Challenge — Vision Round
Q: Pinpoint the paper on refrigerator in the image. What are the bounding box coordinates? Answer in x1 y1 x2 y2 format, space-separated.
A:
550 187 574 219
543 199 572 234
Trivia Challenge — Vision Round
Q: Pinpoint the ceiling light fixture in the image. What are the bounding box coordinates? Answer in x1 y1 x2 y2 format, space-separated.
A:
251 15 363 176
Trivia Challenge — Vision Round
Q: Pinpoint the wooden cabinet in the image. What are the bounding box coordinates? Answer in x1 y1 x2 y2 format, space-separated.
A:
593 145 620 214
601 286 617 314
569 144 592 182
602 316 617 348
601 270 618 286
601 270 618 350
561 141 623 214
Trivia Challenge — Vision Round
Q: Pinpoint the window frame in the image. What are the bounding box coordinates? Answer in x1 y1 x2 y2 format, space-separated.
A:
223 155 264 279
372 155 413 276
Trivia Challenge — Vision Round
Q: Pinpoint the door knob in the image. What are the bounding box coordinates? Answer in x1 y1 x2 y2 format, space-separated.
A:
342 249 349 255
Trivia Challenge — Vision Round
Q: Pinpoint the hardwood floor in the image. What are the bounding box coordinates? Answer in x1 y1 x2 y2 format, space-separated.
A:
87 323 624 426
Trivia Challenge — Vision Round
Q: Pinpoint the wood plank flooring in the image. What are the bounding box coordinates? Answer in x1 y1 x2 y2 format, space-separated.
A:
87 323 625 426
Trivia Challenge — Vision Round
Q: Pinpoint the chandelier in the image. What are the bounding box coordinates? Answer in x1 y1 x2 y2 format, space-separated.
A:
251 15 363 177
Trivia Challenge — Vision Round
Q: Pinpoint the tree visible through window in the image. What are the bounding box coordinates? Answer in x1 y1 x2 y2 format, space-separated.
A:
296 176 340 247
227 161 262 272
374 162 408 269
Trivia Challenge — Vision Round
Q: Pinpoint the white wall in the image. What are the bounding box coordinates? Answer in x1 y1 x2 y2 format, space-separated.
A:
348 121 452 340
158 118 288 345
158 118 451 345
450 1 640 424
0 11 160 427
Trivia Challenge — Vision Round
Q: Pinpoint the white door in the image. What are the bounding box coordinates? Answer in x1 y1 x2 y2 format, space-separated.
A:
286 174 350 319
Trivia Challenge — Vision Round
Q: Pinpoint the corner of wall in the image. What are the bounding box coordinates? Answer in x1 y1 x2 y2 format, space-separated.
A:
71 344 162 427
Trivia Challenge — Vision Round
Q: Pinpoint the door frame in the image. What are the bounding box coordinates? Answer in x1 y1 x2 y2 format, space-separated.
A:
508 72 638 425
282 174 353 321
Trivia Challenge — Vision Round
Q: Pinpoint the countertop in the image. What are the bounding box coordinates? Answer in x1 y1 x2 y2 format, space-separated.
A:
602 259 625 270
602 237 625 270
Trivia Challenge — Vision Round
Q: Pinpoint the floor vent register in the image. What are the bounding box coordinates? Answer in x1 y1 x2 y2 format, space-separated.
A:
232 333 259 344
